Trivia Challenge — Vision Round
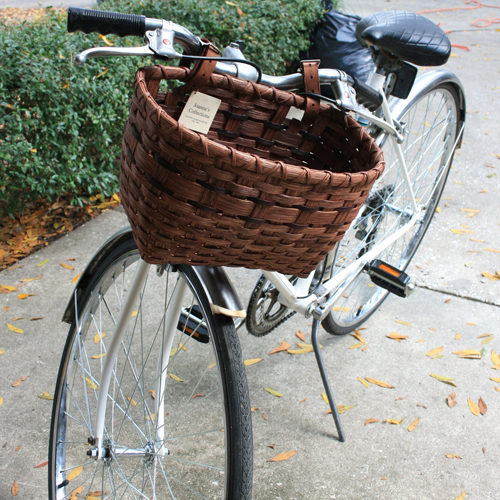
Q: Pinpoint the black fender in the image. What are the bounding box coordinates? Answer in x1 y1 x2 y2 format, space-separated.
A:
62 227 245 324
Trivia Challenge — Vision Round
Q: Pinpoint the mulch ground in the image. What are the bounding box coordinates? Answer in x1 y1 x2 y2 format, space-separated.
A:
0 195 122 272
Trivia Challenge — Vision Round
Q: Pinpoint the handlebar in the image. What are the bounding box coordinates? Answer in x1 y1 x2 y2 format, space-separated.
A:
67 7 384 112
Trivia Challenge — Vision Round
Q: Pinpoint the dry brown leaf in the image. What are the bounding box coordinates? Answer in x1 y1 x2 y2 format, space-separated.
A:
349 341 365 349
357 377 369 388
268 450 296 462
364 418 379 425
67 465 83 481
94 332 105 344
7 323 24 334
295 330 305 342
208 362 216 369
446 454 462 459
351 330 365 343
386 418 403 425
426 347 443 357
447 394 458 408
191 393 205 399
269 340 290 355
491 349 499 367
34 460 48 468
326 405 354 415
244 358 262 366
69 485 83 500
490 377 500 383
468 398 480 416
287 348 312 355
416 339 425 343
72 273 81 284
361 345 369 352
387 331 408 341
30 317 44 321
250 407 259 412
60 262 75 270
453 350 481 356
38 392 53 400
126 396 138 407
478 397 487 415
430 374 457 387
12 375 28 387
17 293 35 299
455 333 461 340
15 445 21 451
483 248 500 253
455 492 466 500
408 418 419 432
365 377 394 388
12 482 19 496
169 373 184 382
91 353 105 359
478 333 493 338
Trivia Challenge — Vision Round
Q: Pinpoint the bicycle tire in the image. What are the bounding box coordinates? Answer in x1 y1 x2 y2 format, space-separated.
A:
48 238 253 499
323 82 462 335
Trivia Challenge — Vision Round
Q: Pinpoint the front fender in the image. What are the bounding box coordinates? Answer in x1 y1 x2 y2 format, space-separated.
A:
62 227 245 324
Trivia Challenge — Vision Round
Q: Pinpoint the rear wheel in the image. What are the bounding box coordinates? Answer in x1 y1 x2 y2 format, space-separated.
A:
323 83 461 335
49 239 252 499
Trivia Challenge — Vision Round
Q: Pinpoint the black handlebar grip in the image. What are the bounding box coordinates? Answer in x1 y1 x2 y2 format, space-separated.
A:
350 77 384 112
67 7 146 38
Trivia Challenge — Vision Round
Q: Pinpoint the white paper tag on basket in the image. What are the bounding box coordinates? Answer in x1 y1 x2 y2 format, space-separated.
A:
285 106 305 121
178 91 221 134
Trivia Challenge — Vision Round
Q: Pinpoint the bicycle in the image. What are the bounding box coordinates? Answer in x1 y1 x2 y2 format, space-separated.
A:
48 7 465 499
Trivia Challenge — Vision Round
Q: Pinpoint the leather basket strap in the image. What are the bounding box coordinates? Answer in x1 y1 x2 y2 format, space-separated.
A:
300 60 321 126
180 39 221 93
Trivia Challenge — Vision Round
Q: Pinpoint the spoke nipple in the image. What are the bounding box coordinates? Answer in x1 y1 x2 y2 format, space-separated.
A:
88 436 96 445
58 479 69 489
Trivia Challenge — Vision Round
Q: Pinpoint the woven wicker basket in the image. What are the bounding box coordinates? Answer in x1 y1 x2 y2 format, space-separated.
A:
120 63 385 278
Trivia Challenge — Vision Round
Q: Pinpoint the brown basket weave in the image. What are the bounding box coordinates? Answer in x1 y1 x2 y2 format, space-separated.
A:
120 63 385 278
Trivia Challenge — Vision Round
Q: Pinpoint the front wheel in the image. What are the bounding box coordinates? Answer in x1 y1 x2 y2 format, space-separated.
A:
323 82 462 335
48 239 253 499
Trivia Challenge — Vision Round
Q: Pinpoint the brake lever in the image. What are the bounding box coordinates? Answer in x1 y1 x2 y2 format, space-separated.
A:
75 45 155 65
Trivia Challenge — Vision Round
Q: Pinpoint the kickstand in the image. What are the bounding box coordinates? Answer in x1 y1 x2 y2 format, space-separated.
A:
311 318 346 442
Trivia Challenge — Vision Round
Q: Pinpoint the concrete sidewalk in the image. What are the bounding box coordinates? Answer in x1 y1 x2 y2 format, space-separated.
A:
1 0 500 499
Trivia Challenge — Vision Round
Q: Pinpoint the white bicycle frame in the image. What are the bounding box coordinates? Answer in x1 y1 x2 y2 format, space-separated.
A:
89 70 463 459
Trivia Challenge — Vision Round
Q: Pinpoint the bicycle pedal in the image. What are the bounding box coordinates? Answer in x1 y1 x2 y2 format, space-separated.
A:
366 259 415 298
178 305 210 343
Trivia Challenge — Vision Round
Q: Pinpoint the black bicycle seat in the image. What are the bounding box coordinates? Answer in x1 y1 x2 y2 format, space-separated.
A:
356 11 451 66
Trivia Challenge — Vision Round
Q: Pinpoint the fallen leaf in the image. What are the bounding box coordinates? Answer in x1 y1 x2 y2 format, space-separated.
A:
38 392 53 400
126 396 137 407
490 377 500 383
455 492 466 500
7 324 24 334
416 339 425 343
60 262 75 270
299 398 307 403
30 317 44 321
395 396 407 401
295 330 305 342
483 248 500 253
149 389 155 399
34 460 48 468
334 404 354 414
191 394 204 399
395 320 411 326
361 345 369 352
12 482 19 496
430 374 457 387
408 418 419 432
447 394 458 408
12 317 25 321
67 465 83 481
20 276 41 282
468 398 480 416
481 337 493 345
364 418 379 425
268 450 296 462
357 377 369 388
131 310 138 317
0 349 5 355
446 454 462 459
36 259 49 267
426 347 443 357
482 272 500 281
287 348 312 354
386 418 403 425
170 374 184 382
264 387 282 397
94 332 105 344
349 341 365 349
269 340 290 355
72 273 81 284
244 358 263 366
15 445 21 451
321 392 329 404
0 397 3 406
17 293 35 299
91 353 105 359
416 403 427 409
453 350 481 356
12 375 28 387
387 331 408 341
478 397 487 415
85 377 97 390
69 485 83 500
365 377 394 388
208 362 216 369
297 342 321 350
491 350 499 367
262 413 267 420
455 333 461 340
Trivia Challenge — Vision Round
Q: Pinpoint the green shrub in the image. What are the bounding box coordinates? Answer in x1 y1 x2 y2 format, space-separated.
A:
0 1 336 216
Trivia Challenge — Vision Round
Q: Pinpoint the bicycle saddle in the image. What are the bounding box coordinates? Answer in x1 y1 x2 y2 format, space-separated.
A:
356 11 451 66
